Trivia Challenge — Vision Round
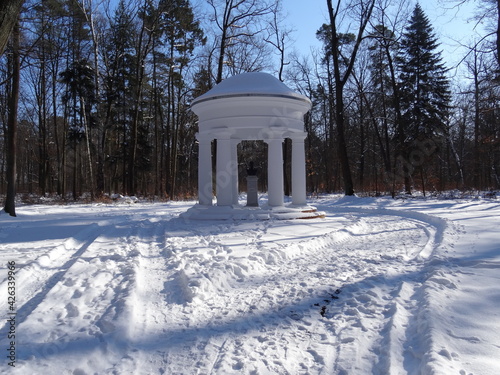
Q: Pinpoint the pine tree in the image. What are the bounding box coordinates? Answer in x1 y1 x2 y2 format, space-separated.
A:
60 59 97 199
156 0 205 199
395 3 451 194
102 0 138 194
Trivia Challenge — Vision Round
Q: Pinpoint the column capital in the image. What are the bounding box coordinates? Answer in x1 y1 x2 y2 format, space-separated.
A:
263 137 284 145
287 131 307 141
196 132 213 142
261 128 285 141
213 128 233 140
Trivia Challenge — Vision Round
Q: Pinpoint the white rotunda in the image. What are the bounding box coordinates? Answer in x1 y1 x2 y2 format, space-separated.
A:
184 72 323 220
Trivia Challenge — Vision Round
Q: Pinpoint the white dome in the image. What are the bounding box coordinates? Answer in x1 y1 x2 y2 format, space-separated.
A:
192 72 310 104
191 72 311 140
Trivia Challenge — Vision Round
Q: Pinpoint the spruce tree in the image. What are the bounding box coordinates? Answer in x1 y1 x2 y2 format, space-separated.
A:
395 3 451 194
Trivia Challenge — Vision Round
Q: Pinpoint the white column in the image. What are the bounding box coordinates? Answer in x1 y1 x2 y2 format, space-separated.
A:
231 140 239 205
265 137 284 206
290 132 307 206
196 133 213 206
216 134 233 206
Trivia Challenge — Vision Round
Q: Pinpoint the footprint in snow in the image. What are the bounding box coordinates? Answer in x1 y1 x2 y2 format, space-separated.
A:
65 302 79 318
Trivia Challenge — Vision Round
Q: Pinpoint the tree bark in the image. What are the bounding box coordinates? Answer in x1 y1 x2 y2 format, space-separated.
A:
0 0 24 56
4 21 20 216
497 0 500 69
129 28 148 196
215 0 232 84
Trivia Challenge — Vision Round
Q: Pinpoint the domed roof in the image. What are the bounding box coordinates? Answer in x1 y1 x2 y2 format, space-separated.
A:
192 72 310 105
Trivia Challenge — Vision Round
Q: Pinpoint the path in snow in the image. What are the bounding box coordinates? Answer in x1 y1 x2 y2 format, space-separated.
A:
0 197 495 374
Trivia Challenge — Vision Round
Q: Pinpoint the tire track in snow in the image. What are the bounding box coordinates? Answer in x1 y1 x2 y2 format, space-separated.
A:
331 205 447 260
154 214 375 374
150 212 428 374
0 222 105 333
319 208 449 375
180 207 444 374
5 216 147 372
111 218 176 374
104 217 244 374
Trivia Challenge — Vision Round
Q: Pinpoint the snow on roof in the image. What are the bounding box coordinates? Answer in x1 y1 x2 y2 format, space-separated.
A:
192 72 310 105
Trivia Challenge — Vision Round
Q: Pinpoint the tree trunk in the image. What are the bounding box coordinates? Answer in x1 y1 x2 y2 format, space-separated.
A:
216 26 227 84
385 40 407 195
0 0 24 56
496 0 500 70
83 0 104 196
81 97 95 200
329 22 355 195
326 0 375 196
334 91 355 196
129 11 153 196
473 49 481 188
4 21 20 216
216 0 232 84
38 40 48 195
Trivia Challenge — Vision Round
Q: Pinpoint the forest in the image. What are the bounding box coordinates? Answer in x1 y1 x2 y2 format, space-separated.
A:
0 0 499 213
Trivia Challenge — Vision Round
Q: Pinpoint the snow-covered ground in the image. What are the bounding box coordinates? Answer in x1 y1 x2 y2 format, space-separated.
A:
0 195 499 375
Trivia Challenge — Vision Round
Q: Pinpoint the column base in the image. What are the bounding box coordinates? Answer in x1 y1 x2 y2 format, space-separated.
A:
180 203 325 221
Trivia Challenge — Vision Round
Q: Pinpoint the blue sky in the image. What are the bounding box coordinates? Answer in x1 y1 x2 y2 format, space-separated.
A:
284 0 482 76
106 0 483 79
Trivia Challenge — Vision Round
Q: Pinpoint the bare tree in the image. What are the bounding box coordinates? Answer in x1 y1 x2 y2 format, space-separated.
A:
325 0 376 196
76 0 106 197
207 0 273 83
446 0 500 70
3 21 20 216
0 0 24 215
264 0 292 82
474 0 500 69
370 0 410 195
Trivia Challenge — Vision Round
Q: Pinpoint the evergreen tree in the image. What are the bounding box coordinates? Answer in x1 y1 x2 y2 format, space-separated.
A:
155 0 205 199
398 4 450 138
60 59 97 199
102 0 137 194
395 3 451 194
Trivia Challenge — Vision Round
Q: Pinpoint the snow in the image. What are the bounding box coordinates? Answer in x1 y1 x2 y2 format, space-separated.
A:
191 72 309 103
0 195 499 374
